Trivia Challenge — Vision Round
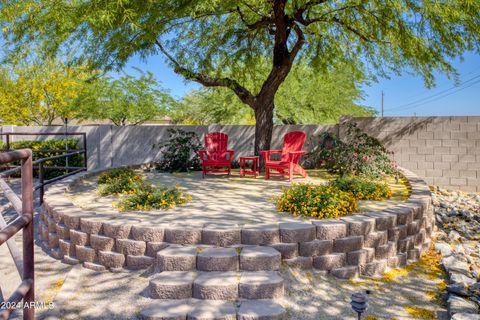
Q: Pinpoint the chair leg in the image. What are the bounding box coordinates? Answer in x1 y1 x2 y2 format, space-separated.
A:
265 167 270 180
202 166 205 178
289 162 294 182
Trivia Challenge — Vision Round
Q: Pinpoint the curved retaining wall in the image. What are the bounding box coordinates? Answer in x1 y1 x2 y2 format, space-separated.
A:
39 169 435 278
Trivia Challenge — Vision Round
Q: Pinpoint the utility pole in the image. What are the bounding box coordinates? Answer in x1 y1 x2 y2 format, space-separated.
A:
381 91 384 117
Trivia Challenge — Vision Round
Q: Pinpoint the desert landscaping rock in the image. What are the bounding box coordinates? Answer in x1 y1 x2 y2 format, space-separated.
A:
149 271 195 299
193 272 238 300
448 294 479 315
279 222 315 243
197 247 239 272
241 224 280 245
157 246 197 271
237 300 286 320
202 224 241 247
451 313 480 320
240 246 281 271
239 271 284 299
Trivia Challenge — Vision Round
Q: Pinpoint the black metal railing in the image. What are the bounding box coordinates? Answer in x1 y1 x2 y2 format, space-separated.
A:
0 132 87 204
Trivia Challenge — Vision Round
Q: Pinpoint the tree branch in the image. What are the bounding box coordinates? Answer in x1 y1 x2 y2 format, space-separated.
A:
236 6 273 30
155 40 255 106
331 17 375 42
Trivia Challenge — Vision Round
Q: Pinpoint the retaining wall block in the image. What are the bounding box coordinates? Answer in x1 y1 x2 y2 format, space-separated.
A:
90 234 115 251
299 240 332 257
116 239 146 256
312 220 347 240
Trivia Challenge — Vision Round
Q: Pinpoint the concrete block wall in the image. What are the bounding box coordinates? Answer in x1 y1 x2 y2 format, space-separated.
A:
1 116 480 191
346 116 480 192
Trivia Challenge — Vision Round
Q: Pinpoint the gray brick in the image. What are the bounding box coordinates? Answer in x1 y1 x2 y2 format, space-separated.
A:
364 231 388 248
333 236 363 253
313 220 347 240
347 248 374 265
331 266 359 279
241 224 280 245
375 241 397 260
75 245 96 263
98 251 125 269
165 226 202 245
90 234 115 251
360 260 387 277
80 218 103 234
202 224 241 247
131 226 164 242
146 242 169 257
313 253 345 271
341 215 375 236
116 239 146 256
270 243 298 259
299 240 332 257
279 222 315 243
366 212 396 231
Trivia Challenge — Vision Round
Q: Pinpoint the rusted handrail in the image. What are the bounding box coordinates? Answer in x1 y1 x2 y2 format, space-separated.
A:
0 149 35 320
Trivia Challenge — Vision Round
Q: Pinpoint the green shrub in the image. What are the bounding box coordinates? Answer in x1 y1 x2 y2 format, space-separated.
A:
97 167 138 184
156 128 201 172
115 184 191 211
330 175 393 200
0 138 83 179
96 168 143 196
275 183 358 219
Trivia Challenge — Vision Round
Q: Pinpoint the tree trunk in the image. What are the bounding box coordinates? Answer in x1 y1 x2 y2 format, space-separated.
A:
253 98 275 167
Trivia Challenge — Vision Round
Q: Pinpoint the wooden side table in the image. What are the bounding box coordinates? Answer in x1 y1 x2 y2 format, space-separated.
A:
239 156 259 178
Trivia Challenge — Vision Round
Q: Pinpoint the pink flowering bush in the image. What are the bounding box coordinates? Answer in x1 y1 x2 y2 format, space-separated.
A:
307 123 398 178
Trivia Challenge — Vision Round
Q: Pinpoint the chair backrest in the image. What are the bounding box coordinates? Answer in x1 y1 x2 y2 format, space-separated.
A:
281 131 307 163
205 132 229 160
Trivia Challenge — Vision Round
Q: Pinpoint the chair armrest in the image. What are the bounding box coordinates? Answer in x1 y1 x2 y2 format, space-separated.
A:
227 150 234 160
287 150 306 162
262 150 282 161
198 150 207 161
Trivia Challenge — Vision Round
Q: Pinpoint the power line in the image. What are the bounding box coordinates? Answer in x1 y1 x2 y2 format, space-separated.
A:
385 72 480 112
386 77 480 112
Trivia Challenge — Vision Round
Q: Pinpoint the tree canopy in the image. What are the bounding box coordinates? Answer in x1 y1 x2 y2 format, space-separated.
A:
0 58 93 125
76 70 174 126
171 62 375 125
2 0 479 152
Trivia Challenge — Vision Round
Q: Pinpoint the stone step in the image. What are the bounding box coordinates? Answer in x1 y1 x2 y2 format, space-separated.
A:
156 245 281 272
197 247 239 271
193 271 238 300
239 246 281 271
239 271 284 299
148 271 284 300
140 299 285 320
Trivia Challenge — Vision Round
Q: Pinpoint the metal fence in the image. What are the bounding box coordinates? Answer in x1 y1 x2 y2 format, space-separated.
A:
0 149 35 320
0 132 87 204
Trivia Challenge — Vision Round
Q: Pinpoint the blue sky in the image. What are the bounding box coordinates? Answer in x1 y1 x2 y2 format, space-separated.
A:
124 52 480 117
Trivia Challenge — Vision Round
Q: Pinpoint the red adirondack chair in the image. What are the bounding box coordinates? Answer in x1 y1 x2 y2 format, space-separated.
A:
199 132 234 178
262 131 308 182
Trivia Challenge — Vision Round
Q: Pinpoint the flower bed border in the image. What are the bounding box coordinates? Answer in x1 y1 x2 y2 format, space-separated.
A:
39 168 434 278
